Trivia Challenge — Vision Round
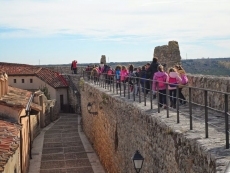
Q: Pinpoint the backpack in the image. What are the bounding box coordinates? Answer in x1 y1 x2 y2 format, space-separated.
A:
156 76 165 88
181 74 188 85
107 69 113 76
168 77 177 87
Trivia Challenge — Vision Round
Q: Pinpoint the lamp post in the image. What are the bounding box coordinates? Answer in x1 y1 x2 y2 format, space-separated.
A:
87 102 92 112
132 150 144 173
87 102 98 115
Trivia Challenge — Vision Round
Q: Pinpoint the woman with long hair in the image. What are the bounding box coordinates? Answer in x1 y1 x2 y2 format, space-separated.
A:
175 65 188 105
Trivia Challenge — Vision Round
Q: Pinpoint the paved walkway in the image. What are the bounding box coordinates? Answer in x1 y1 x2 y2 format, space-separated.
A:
28 113 105 173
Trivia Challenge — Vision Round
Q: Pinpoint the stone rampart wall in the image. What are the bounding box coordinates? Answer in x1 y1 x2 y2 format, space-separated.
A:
80 82 229 173
183 74 230 111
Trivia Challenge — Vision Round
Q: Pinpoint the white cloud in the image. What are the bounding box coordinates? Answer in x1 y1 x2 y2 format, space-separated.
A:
0 0 230 62
0 0 229 40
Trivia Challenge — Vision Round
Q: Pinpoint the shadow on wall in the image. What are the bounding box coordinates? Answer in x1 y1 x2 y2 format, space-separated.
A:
61 104 79 113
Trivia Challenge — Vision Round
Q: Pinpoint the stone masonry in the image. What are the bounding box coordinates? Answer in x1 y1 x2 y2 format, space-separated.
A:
80 82 230 173
100 55 106 64
154 41 181 69
183 74 230 111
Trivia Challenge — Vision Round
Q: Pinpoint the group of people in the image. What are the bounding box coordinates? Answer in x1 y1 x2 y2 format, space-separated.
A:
85 57 188 109
152 64 188 109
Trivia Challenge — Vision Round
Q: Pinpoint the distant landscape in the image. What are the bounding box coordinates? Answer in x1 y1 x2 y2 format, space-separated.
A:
42 57 230 77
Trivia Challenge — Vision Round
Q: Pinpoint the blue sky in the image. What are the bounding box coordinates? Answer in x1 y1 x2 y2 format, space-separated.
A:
0 0 229 65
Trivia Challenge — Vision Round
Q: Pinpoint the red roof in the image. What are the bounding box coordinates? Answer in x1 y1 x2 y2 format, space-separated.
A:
0 120 21 172
0 62 68 88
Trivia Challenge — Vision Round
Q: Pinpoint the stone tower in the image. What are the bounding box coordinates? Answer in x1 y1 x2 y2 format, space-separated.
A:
154 41 181 69
100 55 106 64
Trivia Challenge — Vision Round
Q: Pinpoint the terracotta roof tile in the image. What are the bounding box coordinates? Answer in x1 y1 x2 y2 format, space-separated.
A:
0 62 68 88
0 62 40 75
0 86 42 112
0 120 21 171
35 67 68 88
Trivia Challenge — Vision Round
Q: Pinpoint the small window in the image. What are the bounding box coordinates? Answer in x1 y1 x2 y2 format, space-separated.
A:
14 79 16 83
22 79 24 83
30 79 33 83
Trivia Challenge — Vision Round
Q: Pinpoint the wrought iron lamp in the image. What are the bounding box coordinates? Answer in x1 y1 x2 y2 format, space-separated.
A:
87 102 98 115
132 150 144 173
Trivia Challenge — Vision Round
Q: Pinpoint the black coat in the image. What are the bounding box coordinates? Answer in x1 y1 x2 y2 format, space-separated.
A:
147 62 159 79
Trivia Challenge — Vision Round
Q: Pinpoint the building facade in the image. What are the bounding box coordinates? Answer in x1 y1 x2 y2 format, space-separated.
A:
0 62 69 113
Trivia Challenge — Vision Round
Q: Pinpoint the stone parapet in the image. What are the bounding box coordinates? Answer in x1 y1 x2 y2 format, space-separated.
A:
80 82 230 173
183 74 230 111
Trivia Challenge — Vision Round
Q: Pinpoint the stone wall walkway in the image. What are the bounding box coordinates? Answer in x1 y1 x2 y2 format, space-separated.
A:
29 113 105 173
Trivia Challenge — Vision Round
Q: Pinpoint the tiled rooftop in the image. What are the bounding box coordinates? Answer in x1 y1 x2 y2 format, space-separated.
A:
0 62 68 88
0 120 21 172
0 86 42 112
36 67 68 88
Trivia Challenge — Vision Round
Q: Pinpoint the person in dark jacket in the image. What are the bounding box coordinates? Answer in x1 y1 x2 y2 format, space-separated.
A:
148 57 159 78
147 57 160 98
139 65 149 94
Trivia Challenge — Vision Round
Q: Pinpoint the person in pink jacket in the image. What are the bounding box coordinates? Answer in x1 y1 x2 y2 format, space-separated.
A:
120 66 128 82
166 67 182 108
120 66 129 90
152 65 168 108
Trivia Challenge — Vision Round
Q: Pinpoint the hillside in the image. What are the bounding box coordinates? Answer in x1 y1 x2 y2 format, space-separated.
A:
41 57 230 76
181 58 230 76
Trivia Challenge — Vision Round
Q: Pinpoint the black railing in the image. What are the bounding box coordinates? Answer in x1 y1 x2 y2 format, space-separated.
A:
82 70 230 149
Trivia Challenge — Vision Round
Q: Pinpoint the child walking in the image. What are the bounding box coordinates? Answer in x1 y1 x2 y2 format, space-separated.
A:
166 67 182 108
152 65 168 108
175 65 188 105
115 65 121 90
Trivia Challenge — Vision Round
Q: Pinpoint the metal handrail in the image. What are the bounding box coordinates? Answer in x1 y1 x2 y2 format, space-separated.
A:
82 70 230 149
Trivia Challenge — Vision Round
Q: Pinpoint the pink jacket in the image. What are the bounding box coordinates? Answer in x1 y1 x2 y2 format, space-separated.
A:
120 70 128 81
166 72 182 90
152 72 168 91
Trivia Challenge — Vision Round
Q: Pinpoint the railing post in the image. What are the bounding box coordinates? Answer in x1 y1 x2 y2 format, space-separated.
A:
116 79 118 94
204 90 208 138
150 81 153 109
176 86 179 123
120 81 121 96
166 84 169 118
123 82 126 97
128 77 130 99
102 74 104 88
105 74 107 89
225 94 229 149
133 77 136 101
144 80 146 106
113 75 114 93
157 82 160 113
139 79 141 103
189 87 193 130
110 77 112 91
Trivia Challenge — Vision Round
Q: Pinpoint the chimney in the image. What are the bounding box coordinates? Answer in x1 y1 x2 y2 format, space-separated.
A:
0 72 4 98
3 72 8 94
